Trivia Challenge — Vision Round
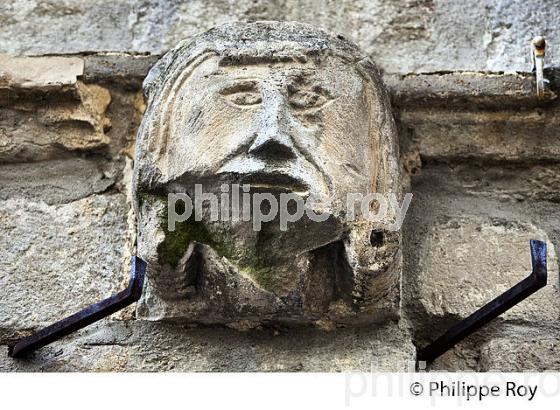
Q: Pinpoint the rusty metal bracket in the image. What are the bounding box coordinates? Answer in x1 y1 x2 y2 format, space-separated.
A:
8 256 147 358
531 36 547 99
417 239 547 364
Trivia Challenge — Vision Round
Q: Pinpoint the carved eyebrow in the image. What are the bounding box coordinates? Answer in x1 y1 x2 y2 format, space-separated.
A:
287 82 334 98
285 71 332 89
218 80 259 95
310 84 333 97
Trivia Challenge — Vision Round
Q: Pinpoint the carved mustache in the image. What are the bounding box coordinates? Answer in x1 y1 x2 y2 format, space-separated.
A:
216 131 333 194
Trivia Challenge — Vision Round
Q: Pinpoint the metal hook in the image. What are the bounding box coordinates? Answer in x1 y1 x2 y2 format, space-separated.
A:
8 256 147 358
417 240 547 364
531 36 547 99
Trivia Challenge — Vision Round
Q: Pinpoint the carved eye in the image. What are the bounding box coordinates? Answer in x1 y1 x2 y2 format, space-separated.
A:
220 82 262 107
288 86 331 111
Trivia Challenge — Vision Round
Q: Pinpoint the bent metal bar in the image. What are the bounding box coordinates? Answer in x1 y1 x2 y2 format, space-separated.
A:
418 240 548 364
8 257 147 358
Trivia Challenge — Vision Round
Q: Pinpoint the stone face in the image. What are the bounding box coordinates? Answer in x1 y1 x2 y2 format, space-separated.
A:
1 1 559 74
0 194 129 342
0 320 415 372
134 22 402 326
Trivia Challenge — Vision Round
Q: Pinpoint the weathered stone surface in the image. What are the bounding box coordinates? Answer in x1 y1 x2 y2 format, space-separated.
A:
0 55 83 90
403 164 560 369
478 325 560 371
83 54 159 87
386 72 558 109
0 194 129 342
1 1 559 74
0 320 415 371
399 107 560 163
1 3 559 374
0 158 117 205
0 80 112 162
391 72 560 166
413 217 559 323
102 87 145 159
411 163 560 204
422 334 484 371
134 21 402 326
425 323 560 371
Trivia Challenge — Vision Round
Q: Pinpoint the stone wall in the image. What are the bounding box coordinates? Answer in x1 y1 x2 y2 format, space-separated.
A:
1 0 559 371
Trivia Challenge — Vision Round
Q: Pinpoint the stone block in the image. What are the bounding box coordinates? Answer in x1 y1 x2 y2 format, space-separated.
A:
412 217 559 328
0 158 117 205
1 1 559 74
400 108 560 162
0 55 83 90
0 80 111 162
0 194 130 342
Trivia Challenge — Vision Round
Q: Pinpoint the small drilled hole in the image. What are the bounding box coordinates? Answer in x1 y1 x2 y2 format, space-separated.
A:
370 230 384 247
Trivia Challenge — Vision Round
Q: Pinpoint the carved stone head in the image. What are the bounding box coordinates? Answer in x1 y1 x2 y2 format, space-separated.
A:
134 21 402 328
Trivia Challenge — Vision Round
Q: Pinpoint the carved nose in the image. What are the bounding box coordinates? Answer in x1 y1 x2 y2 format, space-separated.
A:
248 123 297 160
249 91 298 160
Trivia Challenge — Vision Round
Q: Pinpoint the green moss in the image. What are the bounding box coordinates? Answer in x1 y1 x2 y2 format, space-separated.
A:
244 265 274 289
237 237 278 290
146 193 278 290
156 196 227 269
159 218 221 269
